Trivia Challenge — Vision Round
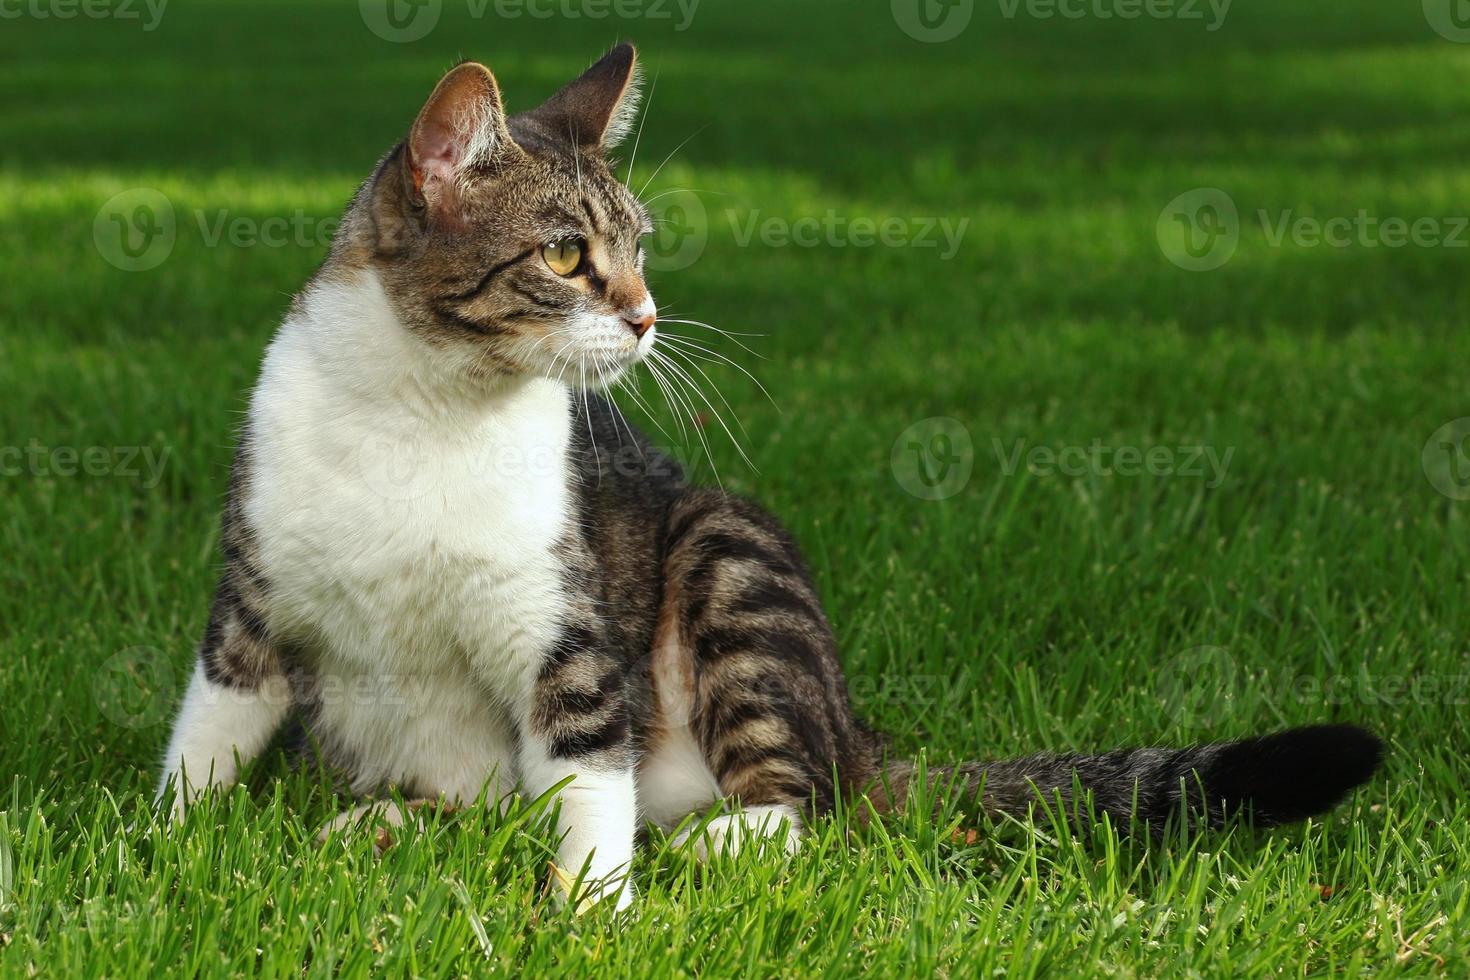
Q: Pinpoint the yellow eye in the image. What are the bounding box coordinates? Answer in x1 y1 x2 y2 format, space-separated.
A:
542 240 583 277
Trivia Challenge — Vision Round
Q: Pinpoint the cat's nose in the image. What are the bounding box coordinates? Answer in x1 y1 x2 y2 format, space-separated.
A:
623 312 656 339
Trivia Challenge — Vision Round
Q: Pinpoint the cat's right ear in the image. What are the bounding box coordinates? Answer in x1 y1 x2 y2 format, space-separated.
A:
405 62 518 216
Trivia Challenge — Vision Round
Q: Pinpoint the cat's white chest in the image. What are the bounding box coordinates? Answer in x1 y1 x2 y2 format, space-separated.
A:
240 274 576 796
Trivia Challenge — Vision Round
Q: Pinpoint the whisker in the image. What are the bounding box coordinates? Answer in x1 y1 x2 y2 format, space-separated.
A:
649 348 756 474
657 343 754 446
646 353 721 487
624 67 658 187
638 125 709 200
657 333 780 412
639 353 689 446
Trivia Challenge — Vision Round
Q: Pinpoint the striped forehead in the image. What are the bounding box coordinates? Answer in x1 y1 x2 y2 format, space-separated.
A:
532 172 649 247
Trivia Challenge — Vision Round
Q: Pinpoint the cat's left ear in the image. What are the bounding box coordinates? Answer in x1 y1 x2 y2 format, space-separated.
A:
407 62 519 210
534 43 643 151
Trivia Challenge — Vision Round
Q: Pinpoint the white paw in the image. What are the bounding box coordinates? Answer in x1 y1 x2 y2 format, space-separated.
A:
548 862 636 914
672 805 803 861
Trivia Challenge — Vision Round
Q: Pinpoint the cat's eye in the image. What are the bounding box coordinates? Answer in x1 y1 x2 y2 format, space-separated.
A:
542 239 584 277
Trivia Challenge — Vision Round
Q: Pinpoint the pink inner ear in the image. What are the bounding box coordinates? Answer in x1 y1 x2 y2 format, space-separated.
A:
416 124 462 189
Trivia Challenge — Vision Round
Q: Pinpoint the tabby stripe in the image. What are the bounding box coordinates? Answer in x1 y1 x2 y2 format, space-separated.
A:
666 500 728 552
445 248 536 302
511 283 568 311
695 624 823 673
726 577 823 621
539 624 600 678
430 302 506 337
579 194 603 233
714 741 806 780
234 601 273 647
549 712 629 759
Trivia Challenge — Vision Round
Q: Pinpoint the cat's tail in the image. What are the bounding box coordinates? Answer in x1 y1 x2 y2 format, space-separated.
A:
880 724 1383 832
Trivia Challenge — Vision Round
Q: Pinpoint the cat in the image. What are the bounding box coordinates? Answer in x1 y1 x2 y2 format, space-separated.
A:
157 44 1383 911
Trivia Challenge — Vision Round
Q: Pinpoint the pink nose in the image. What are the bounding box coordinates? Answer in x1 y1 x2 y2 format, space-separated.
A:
624 313 656 338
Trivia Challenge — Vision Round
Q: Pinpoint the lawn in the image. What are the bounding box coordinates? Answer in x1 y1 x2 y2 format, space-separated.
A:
3 0 1470 974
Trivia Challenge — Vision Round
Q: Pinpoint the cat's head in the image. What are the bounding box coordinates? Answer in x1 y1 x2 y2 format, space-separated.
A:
355 45 656 389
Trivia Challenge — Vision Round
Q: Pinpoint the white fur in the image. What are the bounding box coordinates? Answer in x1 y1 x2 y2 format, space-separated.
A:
157 663 291 819
161 269 646 903
671 804 803 861
639 622 721 830
602 60 644 149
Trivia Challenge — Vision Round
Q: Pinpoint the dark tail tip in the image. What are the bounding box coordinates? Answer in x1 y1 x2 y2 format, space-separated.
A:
1207 724 1384 826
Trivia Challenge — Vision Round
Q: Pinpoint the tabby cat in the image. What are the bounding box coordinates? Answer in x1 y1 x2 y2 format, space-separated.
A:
157 45 1383 910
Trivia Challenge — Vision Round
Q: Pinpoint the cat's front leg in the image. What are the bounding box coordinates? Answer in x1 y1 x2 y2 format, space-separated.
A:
158 573 291 820
514 625 637 912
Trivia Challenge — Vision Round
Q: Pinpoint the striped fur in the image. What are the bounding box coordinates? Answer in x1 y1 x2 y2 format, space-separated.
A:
159 47 1384 907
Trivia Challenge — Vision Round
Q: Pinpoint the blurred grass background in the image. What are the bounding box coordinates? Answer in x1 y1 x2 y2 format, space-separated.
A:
2 0 1469 975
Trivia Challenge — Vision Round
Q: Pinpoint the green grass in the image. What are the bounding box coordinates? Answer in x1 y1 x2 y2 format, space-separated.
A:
4 0 1470 974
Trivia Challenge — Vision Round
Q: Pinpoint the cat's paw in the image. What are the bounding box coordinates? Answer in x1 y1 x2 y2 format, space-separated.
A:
671 804 803 861
548 862 636 915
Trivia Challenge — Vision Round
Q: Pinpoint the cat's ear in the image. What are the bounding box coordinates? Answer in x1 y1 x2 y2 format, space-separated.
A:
406 62 518 209
534 43 643 151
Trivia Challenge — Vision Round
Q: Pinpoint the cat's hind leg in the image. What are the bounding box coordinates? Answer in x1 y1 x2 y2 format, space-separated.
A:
648 490 881 860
